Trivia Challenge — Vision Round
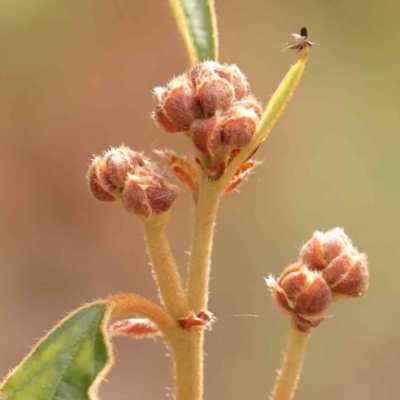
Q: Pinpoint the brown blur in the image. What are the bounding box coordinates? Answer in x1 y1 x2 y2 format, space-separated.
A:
1 1 399 399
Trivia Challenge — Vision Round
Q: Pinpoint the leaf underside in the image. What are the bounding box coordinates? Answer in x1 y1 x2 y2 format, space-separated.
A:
0 302 111 400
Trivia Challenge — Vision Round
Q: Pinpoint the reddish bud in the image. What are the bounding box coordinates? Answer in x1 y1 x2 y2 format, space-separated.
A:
190 117 222 154
229 65 250 100
323 253 369 297
267 265 332 322
322 228 355 263
299 232 326 270
152 107 186 133
122 169 179 217
300 228 356 270
190 61 249 101
196 74 234 114
87 159 116 202
278 264 332 315
104 146 146 188
155 75 202 129
220 105 259 149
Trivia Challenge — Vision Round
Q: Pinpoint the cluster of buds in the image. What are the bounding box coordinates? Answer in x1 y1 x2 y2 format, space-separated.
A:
267 228 369 331
152 61 263 180
87 145 179 218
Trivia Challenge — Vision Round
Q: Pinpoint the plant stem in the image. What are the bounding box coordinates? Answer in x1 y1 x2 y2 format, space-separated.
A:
270 327 311 400
143 212 189 320
186 178 221 312
170 331 203 400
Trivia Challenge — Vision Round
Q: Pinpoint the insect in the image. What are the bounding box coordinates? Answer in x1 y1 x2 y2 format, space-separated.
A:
282 27 318 52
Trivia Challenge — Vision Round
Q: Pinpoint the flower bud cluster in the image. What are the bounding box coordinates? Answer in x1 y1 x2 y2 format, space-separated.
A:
87 146 179 218
152 61 262 166
267 228 369 331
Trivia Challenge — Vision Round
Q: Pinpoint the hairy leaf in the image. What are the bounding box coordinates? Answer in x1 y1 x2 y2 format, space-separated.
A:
0 302 112 400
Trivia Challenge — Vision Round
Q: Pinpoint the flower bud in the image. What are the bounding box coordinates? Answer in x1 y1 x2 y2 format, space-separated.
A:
299 228 356 271
190 61 249 101
153 75 202 131
87 158 117 202
323 253 369 297
104 146 146 188
278 264 332 315
190 116 222 154
196 73 234 115
152 107 186 133
220 105 259 149
122 169 179 217
229 65 250 100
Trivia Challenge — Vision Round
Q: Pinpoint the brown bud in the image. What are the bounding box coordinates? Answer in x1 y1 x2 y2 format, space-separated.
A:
229 65 250 100
155 75 202 129
299 231 326 270
104 146 146 188
152 107 186 133
220 105 259 148
278 264 332 315
87 158 116 202
300 228 355 270
190 117 222 154
196 74 234 115
190 61 249 101
323 253 369 297
122 169 179 217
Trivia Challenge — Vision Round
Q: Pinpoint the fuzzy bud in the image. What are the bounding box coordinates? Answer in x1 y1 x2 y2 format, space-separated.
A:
87 158 117 202
190 116 222 154
323 253 369 297
122 168 179 217
277 264 332 316
87 147 149 202
104 146 146 188
220 105 259 149
300 228 355 271
190 61 249 101
153 75 202 131
196 72 234 115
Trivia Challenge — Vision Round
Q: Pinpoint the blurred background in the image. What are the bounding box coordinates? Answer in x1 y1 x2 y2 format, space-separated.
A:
1 0 399 399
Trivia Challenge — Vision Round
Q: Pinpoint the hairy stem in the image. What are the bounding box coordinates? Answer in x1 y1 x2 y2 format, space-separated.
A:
187 179 221 312
270 327 311 400
170 331 203 400
143 212 189 320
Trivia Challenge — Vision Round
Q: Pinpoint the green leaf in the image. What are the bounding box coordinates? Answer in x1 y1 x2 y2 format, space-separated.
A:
220 52 310 186
0 302 112 400
168 0 218 65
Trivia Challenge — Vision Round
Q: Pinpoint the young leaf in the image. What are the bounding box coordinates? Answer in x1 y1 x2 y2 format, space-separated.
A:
0 302 112 400
168 0 218 65
221 52 309 184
